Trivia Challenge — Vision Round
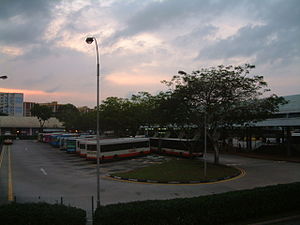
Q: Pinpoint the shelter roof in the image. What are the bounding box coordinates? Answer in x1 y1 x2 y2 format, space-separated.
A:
0 116 64 128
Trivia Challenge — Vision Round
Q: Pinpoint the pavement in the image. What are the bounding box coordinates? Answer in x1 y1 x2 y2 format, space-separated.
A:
1 140 300 222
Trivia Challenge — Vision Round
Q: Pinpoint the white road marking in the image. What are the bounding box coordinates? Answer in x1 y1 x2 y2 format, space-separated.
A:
40 168 48 175
226 163 241 166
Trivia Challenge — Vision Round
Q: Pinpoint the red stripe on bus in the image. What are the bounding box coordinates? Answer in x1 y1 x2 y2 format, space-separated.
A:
86 151 151 160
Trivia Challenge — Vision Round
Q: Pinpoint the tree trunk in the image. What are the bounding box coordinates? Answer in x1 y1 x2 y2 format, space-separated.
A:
287 127 292 157
213 142 220 164
208 129 221 164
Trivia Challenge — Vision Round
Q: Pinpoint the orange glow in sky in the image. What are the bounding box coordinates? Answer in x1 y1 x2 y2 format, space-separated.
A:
0 88 68 96
106 73 168 86
0 87 95 106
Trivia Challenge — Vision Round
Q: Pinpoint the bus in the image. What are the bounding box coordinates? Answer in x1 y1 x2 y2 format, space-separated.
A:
77 139 96 157
51 133 78 148
65 135 95 153
150 137 203 157
85 137 150 160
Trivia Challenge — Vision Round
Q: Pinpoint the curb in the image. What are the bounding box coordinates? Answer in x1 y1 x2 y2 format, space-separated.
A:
107 169 243 184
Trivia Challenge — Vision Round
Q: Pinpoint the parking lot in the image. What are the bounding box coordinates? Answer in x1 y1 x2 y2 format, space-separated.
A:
1 139 300 209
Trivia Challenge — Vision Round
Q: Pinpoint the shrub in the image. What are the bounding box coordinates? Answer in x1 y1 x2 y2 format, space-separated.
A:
94 182 300 225
0 202 86 225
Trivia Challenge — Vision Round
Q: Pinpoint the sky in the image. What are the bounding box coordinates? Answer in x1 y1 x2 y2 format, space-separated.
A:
0 0 299 107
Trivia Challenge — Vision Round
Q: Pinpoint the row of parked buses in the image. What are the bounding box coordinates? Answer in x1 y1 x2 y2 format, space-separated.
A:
38 133 203 162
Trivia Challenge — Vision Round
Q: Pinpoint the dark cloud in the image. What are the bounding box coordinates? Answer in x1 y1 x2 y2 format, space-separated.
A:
105 0 239 45
45 86 61 93
0 0 55 46
173 25 218 47
0 0 51 19
197 0 300 65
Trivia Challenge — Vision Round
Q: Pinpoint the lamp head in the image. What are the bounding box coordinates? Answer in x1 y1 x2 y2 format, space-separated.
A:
86 37 94 44
178 70 187 75
0 75 8 80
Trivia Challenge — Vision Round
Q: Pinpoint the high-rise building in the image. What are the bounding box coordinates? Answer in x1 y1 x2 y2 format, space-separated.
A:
23 102 36 117
0 93 24 116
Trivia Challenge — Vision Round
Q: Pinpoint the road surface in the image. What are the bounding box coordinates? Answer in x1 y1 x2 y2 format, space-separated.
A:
1 140 300 209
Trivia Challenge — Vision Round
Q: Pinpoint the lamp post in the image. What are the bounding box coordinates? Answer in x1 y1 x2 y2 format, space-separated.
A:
0 75 8 79
204 112 207 177
86 37 101 208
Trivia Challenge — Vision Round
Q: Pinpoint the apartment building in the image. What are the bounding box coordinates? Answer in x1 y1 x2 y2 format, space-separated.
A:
0 93 23 116
23 101 36 117
23 101 66 116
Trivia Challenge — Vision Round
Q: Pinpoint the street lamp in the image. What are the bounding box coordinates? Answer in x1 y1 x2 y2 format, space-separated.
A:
0 75 8 79
86 36 101 208
204 112 207 177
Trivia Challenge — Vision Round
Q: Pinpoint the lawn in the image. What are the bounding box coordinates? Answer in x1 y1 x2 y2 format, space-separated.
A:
112 158 240 182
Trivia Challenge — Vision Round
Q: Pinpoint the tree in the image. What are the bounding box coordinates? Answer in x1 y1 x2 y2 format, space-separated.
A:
130 92 164 127
55 104 80 130
99 97 132 136
99 92 163 136
31 104 52 131
76 110 96 132
164 64 286 164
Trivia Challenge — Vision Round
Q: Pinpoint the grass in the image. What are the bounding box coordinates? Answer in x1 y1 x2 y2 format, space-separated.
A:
112 158 240 182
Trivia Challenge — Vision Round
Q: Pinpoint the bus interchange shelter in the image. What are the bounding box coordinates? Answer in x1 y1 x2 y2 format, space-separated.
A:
245 95 300 155
0 116 64 136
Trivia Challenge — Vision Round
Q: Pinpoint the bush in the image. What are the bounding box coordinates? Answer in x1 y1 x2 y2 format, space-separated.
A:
0 202 86 225
94 182 300 225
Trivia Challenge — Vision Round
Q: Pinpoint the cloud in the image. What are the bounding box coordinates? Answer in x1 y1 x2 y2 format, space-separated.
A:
0 0 55 46
0 0 299 107
105 0 249 45
197 0 300 65
106 73 169 86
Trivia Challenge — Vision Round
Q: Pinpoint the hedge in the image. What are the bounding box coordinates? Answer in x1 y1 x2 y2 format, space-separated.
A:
94 182 300 225
0 202 86 225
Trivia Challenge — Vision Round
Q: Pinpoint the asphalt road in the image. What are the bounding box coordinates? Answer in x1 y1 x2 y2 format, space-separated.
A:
1 140 300 210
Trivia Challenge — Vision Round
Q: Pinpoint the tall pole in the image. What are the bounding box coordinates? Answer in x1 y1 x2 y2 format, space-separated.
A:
95 38 101 208
204 112 207 177
86 37 101 208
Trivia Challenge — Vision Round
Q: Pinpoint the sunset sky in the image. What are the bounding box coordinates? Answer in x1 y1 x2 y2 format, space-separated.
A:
0 0 299 107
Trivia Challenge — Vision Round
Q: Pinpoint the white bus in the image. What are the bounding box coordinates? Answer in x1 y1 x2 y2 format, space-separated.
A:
85 137 150 160
150 137 203 157
77 139 96 157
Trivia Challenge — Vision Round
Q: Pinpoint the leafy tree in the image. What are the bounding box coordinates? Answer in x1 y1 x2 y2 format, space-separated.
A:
98 92 164 136
99 97 132 136
31 104 52 131
76 110 96 132
55 104 80 130
164 64 286 164
130 92 165 127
